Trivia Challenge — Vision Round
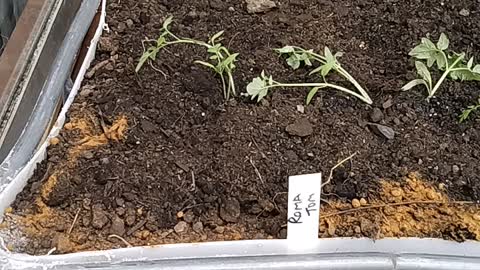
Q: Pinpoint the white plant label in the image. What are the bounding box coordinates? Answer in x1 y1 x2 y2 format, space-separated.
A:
287 173 322 242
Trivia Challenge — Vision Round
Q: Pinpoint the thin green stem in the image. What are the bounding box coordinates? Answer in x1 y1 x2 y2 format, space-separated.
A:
290 46 371 104
267 82 371 104
228 72 236 96
429 56 464 98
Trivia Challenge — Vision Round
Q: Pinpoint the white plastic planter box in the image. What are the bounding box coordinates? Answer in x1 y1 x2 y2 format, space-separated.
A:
0 1 479 269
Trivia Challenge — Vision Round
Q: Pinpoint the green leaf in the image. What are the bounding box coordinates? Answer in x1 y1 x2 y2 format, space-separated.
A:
223 53 239 68
415 61 432 88
467 57 474 69
210 31 224 43
194 60 216 70
435 52 447 70
309 66 323 76
286 54 301 70
246 77 268 102
450 69 480 81
409 43 437 60
324 47 335 63
402 79 428 91
321 62 334 77
422 37 437 50
306 86 325 105
275 46 295 54
436 33 449 51
162 16 174 29
135 47 157 73
473 65 480 74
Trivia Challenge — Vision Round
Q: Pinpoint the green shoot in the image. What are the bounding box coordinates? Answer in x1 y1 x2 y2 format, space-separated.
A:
459 98 480 123
245 71 371 105
245 46 372 104
277 46 371 104
403 33 480 99
136 17 238 100
194 31 239 100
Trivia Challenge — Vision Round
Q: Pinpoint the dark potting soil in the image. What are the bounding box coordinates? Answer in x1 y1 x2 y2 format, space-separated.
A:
4 0 480 254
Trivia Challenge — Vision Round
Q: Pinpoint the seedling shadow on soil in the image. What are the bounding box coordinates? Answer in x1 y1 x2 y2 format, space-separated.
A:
1 0 479 255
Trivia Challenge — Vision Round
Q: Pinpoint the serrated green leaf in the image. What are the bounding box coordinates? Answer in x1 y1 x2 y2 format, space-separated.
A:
223 53 239 68
321 62 334 77
467 57 474 69
162 16 173 29
275 46 295 54
473 65 480 73
421 37 437 50
246 77 268 102
286 55 301 70
427 57 435 68
409 44 437 60
450 69 480 81
415 61 432 88
402 79 428 91
436 33 449 51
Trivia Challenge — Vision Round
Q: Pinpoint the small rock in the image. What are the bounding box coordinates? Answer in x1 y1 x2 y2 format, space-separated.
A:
452 165 460 174
140 230 151 240
370 108 384 122
193 222 204 233
101 158 110 165
278 228 287 238
359 198 367 206
473 214 480 221
210 0 225 10
98 37 115 52
110 215 125 236
117 22 126 33
286 118 314 137
382 99 393 109
174 221 188 234
327 225 336 236
219 198 241 223
296 105 305 113
369 123 395 140
125 208 136 226
228 6 235 12
214 226 225 234
245 0 276 14
126 19 134 27
91 204 109 229
393 118 401 126
460 8 470 16
176 211 184 219
184 211 195 223
360 218 375 234
352 199 361 208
